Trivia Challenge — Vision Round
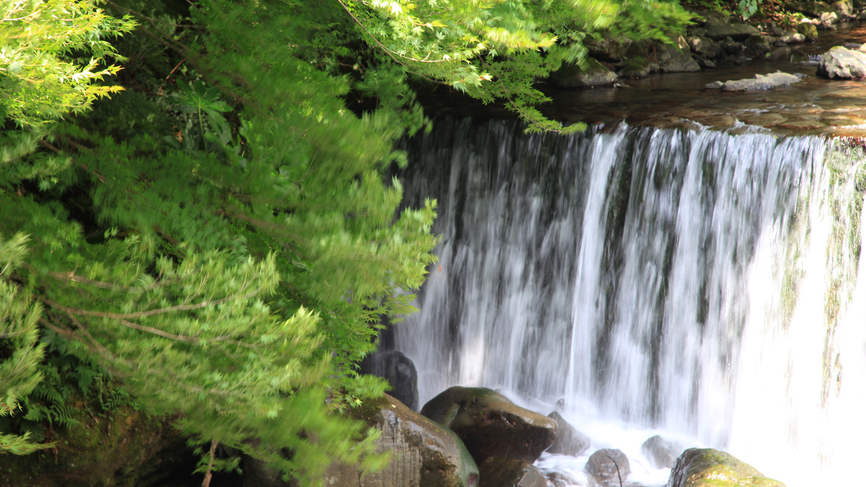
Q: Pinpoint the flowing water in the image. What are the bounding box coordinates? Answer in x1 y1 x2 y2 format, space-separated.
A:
395 117 866 487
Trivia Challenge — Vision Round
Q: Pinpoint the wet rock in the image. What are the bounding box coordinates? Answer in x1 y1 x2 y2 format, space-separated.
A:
617 56 652 78
698 58 716 69
667 448 785 487
820 11 839 26
323 394 480 487
585 448 630 487
420 386 557 464
478 457 546 487
817 46 866 79
641 435 685 469
657 47 701 73
549 58 618 88
705 71 801 91
705 20 761 41
545 411 591 456
359 350 419 411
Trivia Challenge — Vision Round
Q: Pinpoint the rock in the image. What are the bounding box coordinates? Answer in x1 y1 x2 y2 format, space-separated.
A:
768 47 793 61
420 386 557 464
585 448 631 487
586 35 634 62
705 71 801 91
548 469 584 487
641 435 684 469
820 11 839 25
0 406 196 487
324 394 479 487
359 350 420 411
788 0 833 17
545 411 591 456
667 448 785 487
797 22 819 41
780 32 806 44
478 457 546 487
720 37 743 55
698 58 716 69
833 0 854 17
617 56 652 78
657 47 701 73
743 34 771 57
686 36 716 56
705 20 761 41
549 57 618 88
817 46 866 79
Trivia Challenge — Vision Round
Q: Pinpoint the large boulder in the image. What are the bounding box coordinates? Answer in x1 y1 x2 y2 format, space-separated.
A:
246 394 480 487
704 20 761 41
666 448 785 487
818 46 866 79
359 350 420 411
641 435 685 469
705 71 802 91
549 58 618 88
585 448 631 487
478 457 546 487
545 411 591 456
420 386 557 465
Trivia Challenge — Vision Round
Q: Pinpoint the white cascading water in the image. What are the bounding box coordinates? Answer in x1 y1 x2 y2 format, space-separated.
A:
394 118 866 487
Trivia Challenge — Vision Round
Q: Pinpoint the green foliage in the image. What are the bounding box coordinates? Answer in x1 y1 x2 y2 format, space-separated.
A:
0 234 50 455
0 0 137 128
1 0 695 481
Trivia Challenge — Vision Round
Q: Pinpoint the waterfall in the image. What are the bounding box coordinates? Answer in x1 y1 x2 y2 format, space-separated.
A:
395 118 866 487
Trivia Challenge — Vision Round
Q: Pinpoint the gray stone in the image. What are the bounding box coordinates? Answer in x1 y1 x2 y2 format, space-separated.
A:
478 457 546 487
667 448 785 487
768 47 793 60
720 37 744 55
686 36 716 55
549 58 618 88
713 71 802 91
788 0 833 17
641 435 685 469
360 350 419 411
545 411 591 456
656 47 701 73
833 0 854 17
781 32 807 44
705 20 761 41
698 58 716 69
586 449 630 487
617 56 652 78
705 80 724 89
817 46 866 78
743 34 771 57
820 11 839 24
586 35 634 62
420 386 557 465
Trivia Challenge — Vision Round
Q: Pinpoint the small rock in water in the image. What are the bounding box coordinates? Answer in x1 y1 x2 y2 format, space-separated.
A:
705 71 801 91
586 449 631 487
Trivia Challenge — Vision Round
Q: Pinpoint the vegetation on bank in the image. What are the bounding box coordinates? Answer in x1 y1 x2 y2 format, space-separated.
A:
0 0 815 483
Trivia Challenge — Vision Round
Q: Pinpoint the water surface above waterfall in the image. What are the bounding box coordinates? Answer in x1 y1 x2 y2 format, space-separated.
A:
395 117 866 487
419 23 866 137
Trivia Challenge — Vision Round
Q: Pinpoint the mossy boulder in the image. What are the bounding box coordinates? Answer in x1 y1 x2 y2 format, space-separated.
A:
617 57 653 78
667 448 786 487
0 401 195 487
